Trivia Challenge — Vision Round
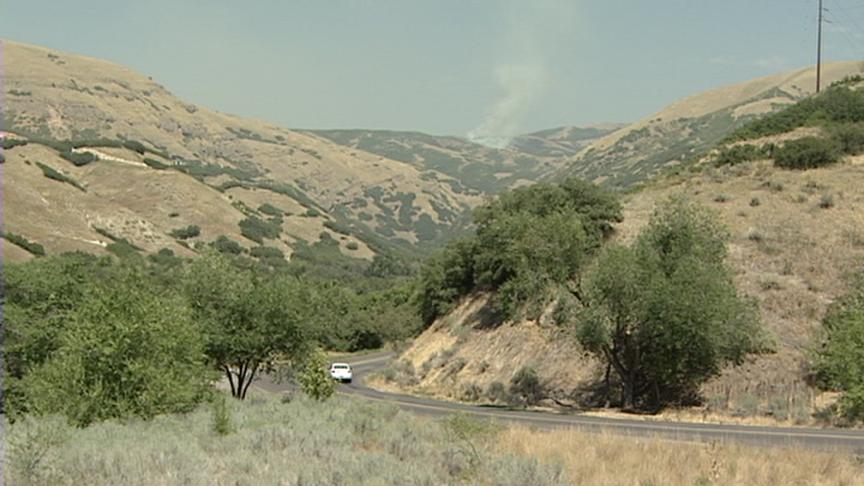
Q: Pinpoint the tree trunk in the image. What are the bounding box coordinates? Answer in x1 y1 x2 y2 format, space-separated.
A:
224 366 237 397
240 363 258 399
603 362 612 408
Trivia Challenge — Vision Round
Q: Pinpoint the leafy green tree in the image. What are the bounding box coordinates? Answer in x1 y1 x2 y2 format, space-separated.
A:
4 253 111 414
815 274 864 422
296 348 335 401
417 178 621 324
417 238 477 324
184 253 311 399
17 269 211 426
576 198 762 409
475 211 589 316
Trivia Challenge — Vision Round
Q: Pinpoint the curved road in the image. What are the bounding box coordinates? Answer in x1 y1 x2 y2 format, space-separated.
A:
258 352 864 451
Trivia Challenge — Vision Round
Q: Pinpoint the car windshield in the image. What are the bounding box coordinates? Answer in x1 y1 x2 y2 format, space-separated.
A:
333 365 349 370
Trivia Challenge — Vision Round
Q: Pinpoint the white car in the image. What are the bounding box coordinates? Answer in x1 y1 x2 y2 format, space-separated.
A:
329 363 353 383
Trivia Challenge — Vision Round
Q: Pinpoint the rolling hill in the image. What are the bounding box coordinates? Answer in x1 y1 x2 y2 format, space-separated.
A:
557 61 864 187
1 40 488 263
307 124 622 193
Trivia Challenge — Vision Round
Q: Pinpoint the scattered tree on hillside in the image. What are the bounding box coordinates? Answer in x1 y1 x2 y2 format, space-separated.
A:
184 253 311 399
575 198 763 410
417 178 622 324
815 274 864 423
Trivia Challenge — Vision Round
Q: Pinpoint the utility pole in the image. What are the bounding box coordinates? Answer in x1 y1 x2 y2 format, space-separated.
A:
817 0 823 92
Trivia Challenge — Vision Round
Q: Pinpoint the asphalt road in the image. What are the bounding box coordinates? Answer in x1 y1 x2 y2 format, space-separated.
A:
257 351 864 452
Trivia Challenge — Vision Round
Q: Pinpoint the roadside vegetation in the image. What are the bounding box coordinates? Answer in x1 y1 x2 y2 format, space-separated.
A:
815 274 864 423
4 247 421 424
5 394 567 486
416 177 770 412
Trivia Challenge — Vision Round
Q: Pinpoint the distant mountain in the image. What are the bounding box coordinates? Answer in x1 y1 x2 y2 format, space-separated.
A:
557 61 864 187
306 124 620 193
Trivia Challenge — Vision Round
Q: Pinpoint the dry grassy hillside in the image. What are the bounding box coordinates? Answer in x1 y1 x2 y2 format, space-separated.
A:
379 155 864 422
309 125 621 193
558 61 864 187
1 40 483 261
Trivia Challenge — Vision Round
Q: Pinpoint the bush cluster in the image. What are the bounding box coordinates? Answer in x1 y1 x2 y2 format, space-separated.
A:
815 274 864 423
238 216 281 244
773 137 839 170
714 144 771 166
35 162 86 191
169 225 201 240
59 150 98 167
2 231 46 256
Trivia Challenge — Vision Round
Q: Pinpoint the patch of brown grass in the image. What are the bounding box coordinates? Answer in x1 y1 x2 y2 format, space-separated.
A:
497 426 864 485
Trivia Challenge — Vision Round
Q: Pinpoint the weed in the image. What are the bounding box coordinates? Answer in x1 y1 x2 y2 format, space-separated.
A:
211 394 234 436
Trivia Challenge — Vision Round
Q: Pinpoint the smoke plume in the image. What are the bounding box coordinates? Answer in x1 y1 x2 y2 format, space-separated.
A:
467 0 576 148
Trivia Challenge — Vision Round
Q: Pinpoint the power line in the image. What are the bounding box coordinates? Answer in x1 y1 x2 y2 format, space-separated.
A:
818 0 824 92
826 0 864 50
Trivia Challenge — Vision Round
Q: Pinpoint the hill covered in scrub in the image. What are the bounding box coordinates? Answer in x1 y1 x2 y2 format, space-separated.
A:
1 40 487 264
556 61 864 187
307 124 622 193
379 82 864 424
6 38 861 270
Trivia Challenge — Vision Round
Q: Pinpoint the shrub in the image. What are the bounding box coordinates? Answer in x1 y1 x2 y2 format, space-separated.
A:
487 381 508 403
714 144 768 166
2 232 46 256
142 157 169 170
35 162 86 191
460 383 482 402
815 274 864 423
774 137 839 170
239 216 281 244
2 137 29 150
122 140 147 154
509 367 543 406
258 203 283 216
169 225 201 240
105 239 142 259
819 193 835 209
211 394 234 436
296 349 335 401
210 235 244 255
749 197 761 207
59 150 98 166
304 208 321 217
830 123 864 155
346 241 359 250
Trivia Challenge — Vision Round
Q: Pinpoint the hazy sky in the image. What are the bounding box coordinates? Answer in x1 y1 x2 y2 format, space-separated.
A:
2 1 863 137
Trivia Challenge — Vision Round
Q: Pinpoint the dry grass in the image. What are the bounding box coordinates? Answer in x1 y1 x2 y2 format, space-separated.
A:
497 426 864 485
3 40 483 258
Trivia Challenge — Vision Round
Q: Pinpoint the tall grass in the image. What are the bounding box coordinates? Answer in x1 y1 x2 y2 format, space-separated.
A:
5 393 566 486
498 426 864 486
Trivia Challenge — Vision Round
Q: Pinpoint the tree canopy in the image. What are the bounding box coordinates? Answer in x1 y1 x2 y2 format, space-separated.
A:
418 178 622 323
575 198 763 409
